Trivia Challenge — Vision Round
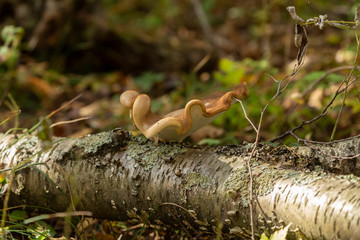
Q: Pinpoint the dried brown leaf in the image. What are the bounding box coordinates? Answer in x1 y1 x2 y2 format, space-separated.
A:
295 23 308 65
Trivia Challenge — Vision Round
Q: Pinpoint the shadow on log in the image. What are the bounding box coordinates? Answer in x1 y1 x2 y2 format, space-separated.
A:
0 129 359 239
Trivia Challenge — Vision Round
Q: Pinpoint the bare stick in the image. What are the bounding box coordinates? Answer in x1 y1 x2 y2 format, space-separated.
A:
243 65 302 240
290 131 360 160
236 99 258 133
330 33 360 141
271 75 360 142
50 116 92 128
47 94 83 118
302 66 354 97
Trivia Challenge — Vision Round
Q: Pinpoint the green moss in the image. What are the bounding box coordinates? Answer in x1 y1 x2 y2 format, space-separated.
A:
224 166 251 207
185 171 212 189
74 132 113 154
336 173 360 183
255 168 289 196
224 167 248 192
288 166 326 185
126 135 187 171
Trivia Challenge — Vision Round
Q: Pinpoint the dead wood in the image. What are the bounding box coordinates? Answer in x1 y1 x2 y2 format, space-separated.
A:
0 129 359 239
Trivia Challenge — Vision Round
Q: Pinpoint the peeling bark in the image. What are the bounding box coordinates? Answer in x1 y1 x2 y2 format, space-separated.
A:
0 129 359 239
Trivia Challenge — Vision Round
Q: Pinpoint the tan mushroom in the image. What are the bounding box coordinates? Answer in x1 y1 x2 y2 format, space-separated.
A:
120 83 249 142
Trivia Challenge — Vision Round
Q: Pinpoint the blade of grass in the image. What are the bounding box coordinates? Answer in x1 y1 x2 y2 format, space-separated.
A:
23 211 93 225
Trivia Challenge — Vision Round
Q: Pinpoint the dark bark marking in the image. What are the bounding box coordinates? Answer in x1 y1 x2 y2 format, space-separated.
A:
281 184 288 194
348 195 355 204
337 230 341 239
292 192 299 205
331 195 339 205
314 190 321 198
325 185 334 191
330 206 335 219
284 187 291 204
156 172 160 181
339 203 345 215
337 185 348 196
273 193 280 210
324 206 328 224
314 205 320 225
304 196 308 207
297 192 304 208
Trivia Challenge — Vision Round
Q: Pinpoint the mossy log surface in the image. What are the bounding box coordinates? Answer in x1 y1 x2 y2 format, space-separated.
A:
0 129 359 239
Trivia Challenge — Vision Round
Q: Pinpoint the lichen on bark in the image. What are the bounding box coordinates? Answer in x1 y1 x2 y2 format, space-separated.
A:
126 135 187 170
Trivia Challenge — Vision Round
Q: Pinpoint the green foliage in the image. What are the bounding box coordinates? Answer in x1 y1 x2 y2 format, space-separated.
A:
134 71 164 93
8 210 26 223
214 58 246 87
212 57 281 142
0 172 8 194
260 223 291 240
3 210 55 240
27 221 55 240
198 138 221 146
214 58 273 87
296 71 343 91
0 25 24 69
36 118 53 143
105 0 178 37
260 233 270 240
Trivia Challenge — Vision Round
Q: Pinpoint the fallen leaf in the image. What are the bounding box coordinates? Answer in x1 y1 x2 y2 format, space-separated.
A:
308 88 324 109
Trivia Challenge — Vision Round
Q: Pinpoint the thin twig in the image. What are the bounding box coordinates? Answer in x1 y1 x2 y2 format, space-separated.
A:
236 99 258 133
299 133 360 145
330 32 360 141
47 94 83 118
193 53 211 73
302 66 354 97
290 131 360 160
159 202 195 238
284 65 355 123
23 211 93 224
159 202 198 219
50 116 92 128
271 75 360 142
243 65 302 240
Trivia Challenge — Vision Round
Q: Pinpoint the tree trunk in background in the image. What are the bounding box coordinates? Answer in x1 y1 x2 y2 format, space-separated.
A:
0 129 359 239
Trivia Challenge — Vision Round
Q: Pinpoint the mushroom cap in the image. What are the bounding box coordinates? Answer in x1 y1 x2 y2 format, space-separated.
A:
120 90 140 108
120 83 249 141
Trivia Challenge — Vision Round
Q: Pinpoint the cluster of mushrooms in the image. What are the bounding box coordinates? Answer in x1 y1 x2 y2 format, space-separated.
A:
120 83 249 142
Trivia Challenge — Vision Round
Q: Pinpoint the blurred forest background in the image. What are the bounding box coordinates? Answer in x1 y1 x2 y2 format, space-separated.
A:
1 0 360 239
1 0 360 145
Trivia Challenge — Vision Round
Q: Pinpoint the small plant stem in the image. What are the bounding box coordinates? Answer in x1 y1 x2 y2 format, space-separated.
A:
237 100 258 133
246 113 264 240
330 32 360 141
272 75 359 142
241 67 300 240
1 169 15 238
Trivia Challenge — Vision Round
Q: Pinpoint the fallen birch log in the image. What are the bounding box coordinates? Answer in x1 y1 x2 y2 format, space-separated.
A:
0 129 359 239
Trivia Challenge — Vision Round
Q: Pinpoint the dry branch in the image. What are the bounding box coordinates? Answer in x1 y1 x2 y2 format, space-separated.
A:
0 130 360 239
